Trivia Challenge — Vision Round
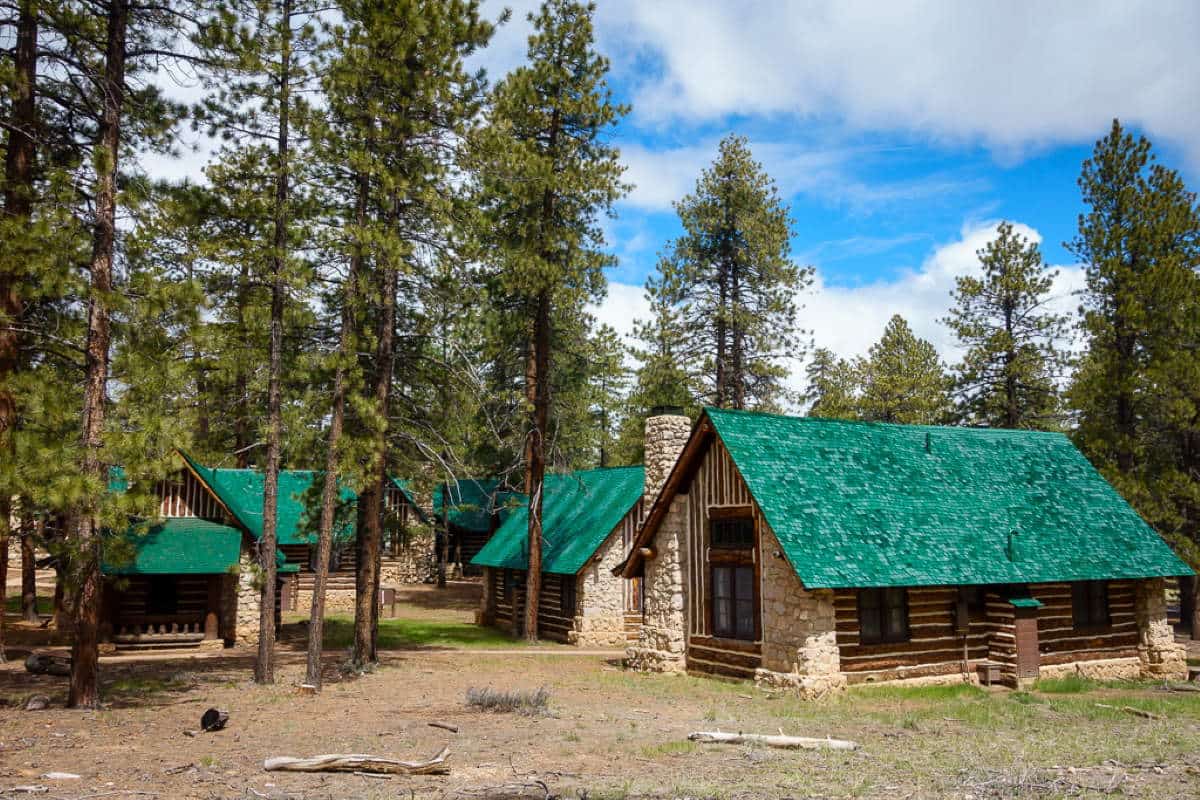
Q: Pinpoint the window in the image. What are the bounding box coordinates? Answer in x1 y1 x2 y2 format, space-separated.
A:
560 575 577 613
711 516 754 549
1072 581 1109 628
146 576 178 616
858 587 909 644
712 565 756 640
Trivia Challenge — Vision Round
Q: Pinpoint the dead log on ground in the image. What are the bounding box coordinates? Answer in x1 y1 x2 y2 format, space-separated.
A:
688 731 859 750
1095 703 1161 720
263 746 450 775
428 721 459 733
24 653 70 676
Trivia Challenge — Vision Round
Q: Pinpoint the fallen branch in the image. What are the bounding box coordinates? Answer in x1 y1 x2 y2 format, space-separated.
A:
263 746 450 775
688 731 859 751
1094 703 1161 720
429 721 459 733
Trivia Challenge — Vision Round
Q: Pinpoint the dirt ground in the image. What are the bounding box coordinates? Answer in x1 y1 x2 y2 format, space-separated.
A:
4 582 1200 799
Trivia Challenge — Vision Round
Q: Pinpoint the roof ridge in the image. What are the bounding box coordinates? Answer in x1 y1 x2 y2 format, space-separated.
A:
705 406 1068 439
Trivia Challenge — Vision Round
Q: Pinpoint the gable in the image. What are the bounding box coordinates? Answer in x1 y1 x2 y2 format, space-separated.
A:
706 408 1190 588
472 466 645 575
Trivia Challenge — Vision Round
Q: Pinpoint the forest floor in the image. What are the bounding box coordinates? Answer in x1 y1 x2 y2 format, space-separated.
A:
3 582 1200 799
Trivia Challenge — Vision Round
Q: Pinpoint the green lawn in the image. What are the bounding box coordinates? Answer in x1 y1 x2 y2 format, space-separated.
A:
3 594 52 614
320 615 540 650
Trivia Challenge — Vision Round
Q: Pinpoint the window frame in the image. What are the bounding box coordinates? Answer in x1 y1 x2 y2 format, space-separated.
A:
1072 580 1110 629
711 563 757 641
857 587 910 645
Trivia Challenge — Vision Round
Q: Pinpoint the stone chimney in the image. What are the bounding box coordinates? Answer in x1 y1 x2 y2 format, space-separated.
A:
643 406 691 505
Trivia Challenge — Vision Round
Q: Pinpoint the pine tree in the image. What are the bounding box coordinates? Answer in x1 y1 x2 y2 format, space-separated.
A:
944 222 1069 429
859 315 950 425
804 347 860 420
1067 120 1200 618
657 135 811 410
473 0 627 641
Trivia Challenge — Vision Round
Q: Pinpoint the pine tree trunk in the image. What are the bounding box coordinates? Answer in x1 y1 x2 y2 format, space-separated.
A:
0 499 9 663
256 0 294 686
523 289 550 642
353 253 397 668
715 261 729 408
304 171 365 689
69 0 127 710
21 521 38 622
0 0 36 447
730 261 745 410
233 261 251 467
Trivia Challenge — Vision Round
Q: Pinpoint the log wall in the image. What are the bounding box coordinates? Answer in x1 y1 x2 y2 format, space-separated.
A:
683 436 763 678
490 568 579 643
1031 580 1139 666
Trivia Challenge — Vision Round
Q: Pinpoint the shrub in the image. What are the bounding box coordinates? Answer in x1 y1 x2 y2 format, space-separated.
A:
465 686 551 716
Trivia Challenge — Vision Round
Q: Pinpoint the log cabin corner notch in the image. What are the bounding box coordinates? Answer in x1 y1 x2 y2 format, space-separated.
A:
621 407 1192 693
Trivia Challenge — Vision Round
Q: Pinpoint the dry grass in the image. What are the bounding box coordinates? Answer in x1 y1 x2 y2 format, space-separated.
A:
465 685 551 715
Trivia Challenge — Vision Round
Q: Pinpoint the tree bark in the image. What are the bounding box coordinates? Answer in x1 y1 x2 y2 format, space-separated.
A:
1 0 37 447
0 498 9 663
233 260 251 467
21 518 39 622
256 0 294 686
522 289 550 642
353 247 397 668
68 0 127 710
304 169 364 690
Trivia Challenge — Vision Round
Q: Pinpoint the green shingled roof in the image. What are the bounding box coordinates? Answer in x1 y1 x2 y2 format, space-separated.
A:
180 451 356 546
102 518 242 575
434 478 520 533
471 466 643 575
704 408 1191 589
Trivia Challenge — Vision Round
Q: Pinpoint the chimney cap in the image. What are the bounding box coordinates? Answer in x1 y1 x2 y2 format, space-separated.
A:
649 404 686 417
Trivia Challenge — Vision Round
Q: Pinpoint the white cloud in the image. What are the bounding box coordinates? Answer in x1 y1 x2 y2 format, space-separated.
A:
612 1 1200 169
619 138 986 214
594 220 1085 394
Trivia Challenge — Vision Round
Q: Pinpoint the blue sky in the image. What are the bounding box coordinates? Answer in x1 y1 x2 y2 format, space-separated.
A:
152 2 1199 387
468 0 1200 379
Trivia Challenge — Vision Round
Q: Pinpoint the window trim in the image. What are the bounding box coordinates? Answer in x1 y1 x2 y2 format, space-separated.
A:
857 587 910 645
711 563 757 641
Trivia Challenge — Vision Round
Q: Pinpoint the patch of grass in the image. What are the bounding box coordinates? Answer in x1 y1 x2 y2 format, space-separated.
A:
1034 674 1094 693
199 755 219 768
465 686 551 716
640 740 697 758
848 682 988 702
322 616 532 650
3 595 53 614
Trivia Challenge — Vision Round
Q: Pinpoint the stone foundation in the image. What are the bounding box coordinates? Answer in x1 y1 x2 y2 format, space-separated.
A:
295 587 358 615
1135 577 1188 680
754 668 846 698
1039 657 1144 682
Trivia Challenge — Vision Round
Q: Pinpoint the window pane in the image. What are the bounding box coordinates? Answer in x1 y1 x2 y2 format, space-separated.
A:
859 588 882 643
735 567 754 600
1072 582 1087 626
713 566 732 637
712 517 754 549
735 599 755 639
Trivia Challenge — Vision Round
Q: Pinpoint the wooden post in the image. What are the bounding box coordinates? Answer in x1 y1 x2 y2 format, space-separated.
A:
206 575 222 640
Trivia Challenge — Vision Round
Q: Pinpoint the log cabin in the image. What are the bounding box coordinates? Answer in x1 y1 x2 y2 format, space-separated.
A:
472 466 646 646
618 408 1191 694
100 452 299 650
433 478 521 576
100 451 431 648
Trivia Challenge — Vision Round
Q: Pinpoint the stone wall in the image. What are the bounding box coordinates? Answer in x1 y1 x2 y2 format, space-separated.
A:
233 548 261 648
294 586 357 615
626 495 688 671
571 525 628 647
380 530 437 586
755 525 845 698
1135 577 1188 680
